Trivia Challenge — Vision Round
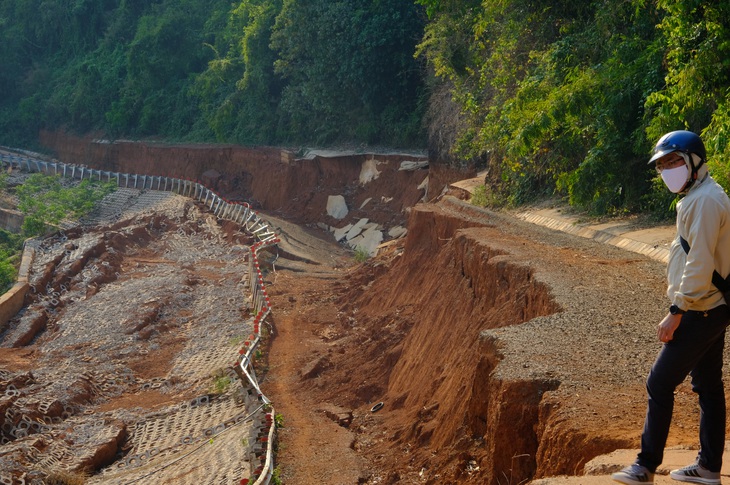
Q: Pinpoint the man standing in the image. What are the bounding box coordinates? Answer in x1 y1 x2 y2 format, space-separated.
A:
613 130 730 485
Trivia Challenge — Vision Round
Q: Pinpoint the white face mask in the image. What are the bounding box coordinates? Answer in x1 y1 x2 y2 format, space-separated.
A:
661 164 690 193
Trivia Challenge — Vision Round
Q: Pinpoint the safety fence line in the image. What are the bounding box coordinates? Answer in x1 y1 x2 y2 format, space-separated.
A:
0 150 278 485
0 152 278 244
237 240 277 485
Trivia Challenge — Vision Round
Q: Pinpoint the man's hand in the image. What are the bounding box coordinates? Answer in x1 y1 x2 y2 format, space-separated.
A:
657 313 683 343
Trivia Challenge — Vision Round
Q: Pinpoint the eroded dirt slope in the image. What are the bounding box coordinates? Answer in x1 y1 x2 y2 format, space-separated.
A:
39 131 435 232
262 197 718 485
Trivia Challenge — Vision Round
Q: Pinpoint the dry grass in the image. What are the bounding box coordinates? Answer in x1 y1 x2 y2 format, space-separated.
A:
43 470 89 485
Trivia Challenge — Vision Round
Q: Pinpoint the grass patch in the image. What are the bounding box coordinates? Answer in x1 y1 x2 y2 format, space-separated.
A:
354 246 369 262
210 368 233 394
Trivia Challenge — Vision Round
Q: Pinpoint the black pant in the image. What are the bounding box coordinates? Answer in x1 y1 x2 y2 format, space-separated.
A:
637 305 730 473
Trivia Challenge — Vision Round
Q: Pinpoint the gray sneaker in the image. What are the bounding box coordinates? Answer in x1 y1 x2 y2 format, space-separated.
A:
612 463 654 485
669 461 721 484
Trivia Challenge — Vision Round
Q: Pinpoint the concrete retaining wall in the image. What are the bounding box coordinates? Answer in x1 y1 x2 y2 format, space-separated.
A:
0 244 34 332
0 208 23 233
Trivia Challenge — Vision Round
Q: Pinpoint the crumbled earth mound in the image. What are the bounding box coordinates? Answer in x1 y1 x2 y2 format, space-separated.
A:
0 189 262 484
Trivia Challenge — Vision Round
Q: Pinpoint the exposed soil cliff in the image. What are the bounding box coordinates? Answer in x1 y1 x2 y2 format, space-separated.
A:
39 131 447 231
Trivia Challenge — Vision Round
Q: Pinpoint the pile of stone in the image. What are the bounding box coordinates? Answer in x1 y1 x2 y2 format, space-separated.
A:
325 195 407 257
322 156 427 257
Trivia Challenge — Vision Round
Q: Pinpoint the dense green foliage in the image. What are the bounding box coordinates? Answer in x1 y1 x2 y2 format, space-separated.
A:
0 229 23 293
3 1 730 216
417 0 730 216
0 0 426 148
0 174 22 291
15 174 117 236
269 0 426 145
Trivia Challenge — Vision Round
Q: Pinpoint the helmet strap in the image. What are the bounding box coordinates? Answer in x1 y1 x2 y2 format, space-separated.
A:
681 153 705 193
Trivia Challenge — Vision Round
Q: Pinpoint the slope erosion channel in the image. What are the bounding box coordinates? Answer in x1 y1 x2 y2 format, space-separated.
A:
0 138 716 484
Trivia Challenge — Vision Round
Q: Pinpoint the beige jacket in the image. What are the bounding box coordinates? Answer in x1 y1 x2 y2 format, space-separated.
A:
667 172 730 311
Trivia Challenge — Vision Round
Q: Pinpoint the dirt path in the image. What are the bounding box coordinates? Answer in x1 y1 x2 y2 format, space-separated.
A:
265 272 368 484
251 213 367 482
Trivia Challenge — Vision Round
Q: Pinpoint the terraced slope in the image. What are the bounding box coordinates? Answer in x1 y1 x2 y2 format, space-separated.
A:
0 189 265 484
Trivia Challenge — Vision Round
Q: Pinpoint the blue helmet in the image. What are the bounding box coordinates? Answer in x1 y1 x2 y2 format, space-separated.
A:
648 130 706 167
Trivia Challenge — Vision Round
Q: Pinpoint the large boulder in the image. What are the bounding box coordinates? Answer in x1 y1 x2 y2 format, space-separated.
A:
349 227 383 257
326 195 348 220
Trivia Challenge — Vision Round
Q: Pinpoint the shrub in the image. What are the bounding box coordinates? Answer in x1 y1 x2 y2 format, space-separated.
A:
15 174 116 237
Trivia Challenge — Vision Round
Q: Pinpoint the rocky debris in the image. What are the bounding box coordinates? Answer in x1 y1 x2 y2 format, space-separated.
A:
326 195 348 220
399 160 429 171
328 218 385 256
348 226 383 257
387 226 407 239
344 218 370 241
333 224 352 242
318 158 426 257
320 404 353 428
359 159 381 184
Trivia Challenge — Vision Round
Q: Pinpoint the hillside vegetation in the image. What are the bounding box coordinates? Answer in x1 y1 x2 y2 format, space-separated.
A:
2 0 730 216
0 173 115 292
0 0 426 149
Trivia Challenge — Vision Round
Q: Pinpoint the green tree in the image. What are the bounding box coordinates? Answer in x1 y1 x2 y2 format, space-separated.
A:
644 1 730 193
271 0 427 145
0 228 23 293
0 258 18 293
191 0 284 144
0 0 427 149
0 0 122 145
417 0 666 214
107 0 231 137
